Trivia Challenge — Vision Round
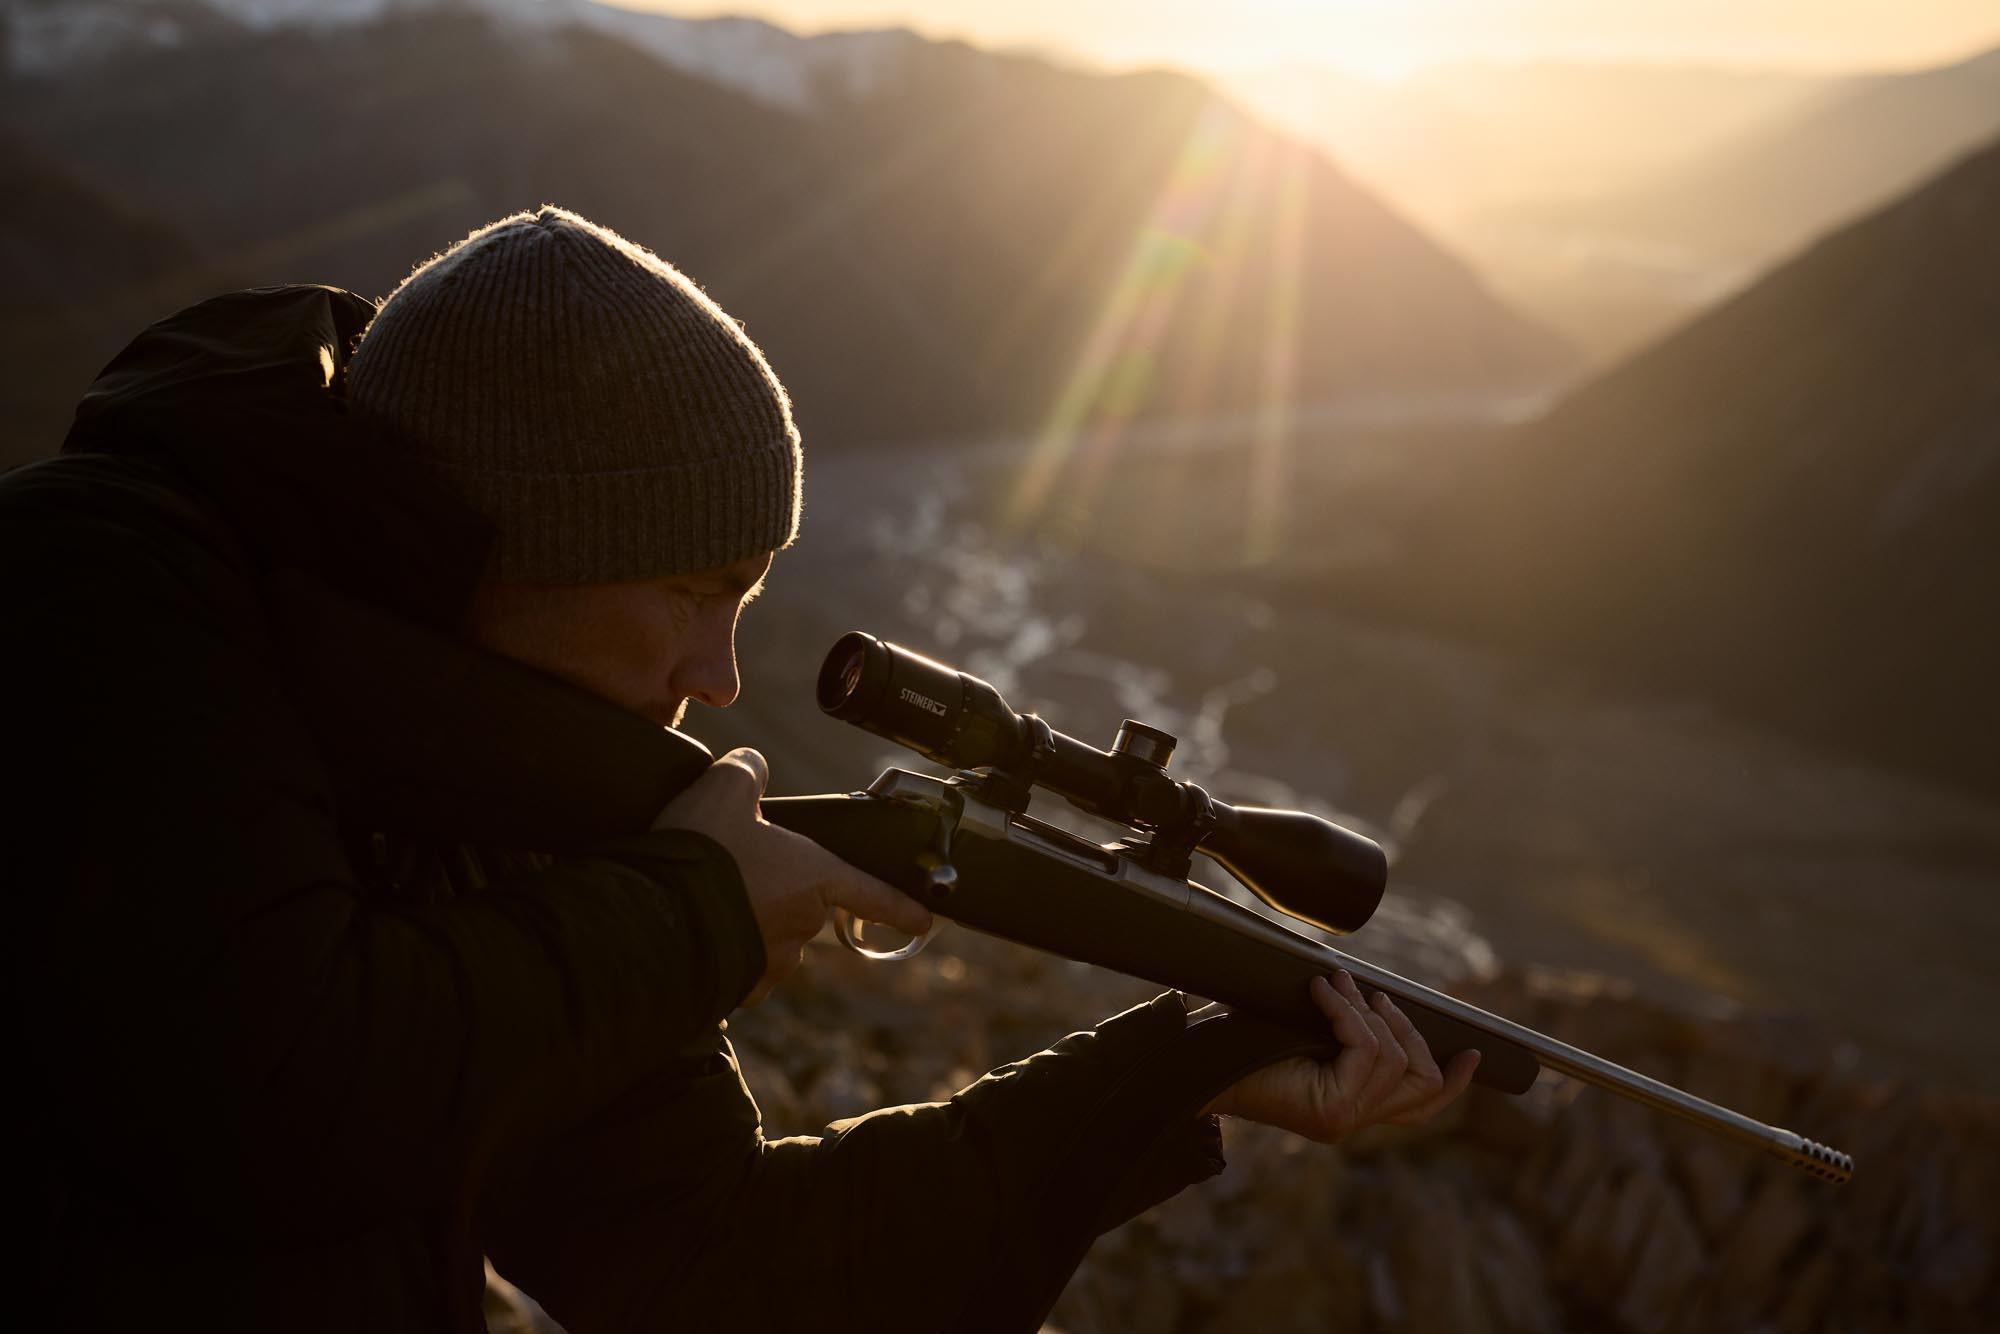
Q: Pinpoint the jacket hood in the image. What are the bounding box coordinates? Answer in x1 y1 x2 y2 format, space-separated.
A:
62 284 492 626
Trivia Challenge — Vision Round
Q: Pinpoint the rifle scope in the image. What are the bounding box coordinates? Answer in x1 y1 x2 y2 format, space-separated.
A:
816 631 1387 935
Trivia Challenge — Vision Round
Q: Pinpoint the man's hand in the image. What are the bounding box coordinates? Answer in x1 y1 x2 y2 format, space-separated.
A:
653 747 933 1005
1199 969 1480 1142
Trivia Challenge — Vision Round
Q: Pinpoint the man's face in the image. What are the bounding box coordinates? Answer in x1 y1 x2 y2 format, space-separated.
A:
465 550 774 728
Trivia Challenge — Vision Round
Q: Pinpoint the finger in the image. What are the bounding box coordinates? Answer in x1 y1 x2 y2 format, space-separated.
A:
1388 1048 1481 1126
1333 973 1405 1110
1310 973 1380 1099
807 840 935 937
1373 995 1439 1081
1334 967 1368 1009
653 751 766 830
1370 993 1444 1118
1355 992 1408 1112
718 746 771 799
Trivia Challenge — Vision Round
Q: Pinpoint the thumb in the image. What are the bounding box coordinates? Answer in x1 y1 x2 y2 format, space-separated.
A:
716 747 770 796
655 747 771 830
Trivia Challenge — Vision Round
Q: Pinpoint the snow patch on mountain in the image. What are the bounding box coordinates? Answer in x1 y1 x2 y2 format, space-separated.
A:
4 0 910 111
580 5 915 109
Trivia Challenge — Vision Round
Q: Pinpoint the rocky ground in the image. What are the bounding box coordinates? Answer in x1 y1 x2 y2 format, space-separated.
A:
724 932 1999 1334
492 919 1997 1332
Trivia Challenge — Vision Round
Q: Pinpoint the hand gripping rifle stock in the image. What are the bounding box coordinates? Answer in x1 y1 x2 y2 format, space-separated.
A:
265 574 1851 1185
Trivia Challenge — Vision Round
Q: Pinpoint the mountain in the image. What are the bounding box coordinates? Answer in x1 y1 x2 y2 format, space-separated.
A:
0 1 1571 468
3 0 850 103
0 128 195 304
1223 60 1834 233
1229 50 2000 365
0 129 213 457
1390 138 2000 795
1497 47 2000 269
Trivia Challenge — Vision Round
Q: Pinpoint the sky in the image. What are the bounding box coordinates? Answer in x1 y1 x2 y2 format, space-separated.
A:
628 0 2000 80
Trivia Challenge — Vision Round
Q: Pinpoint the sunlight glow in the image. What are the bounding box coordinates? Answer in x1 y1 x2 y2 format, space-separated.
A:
1245 138 1308 565
1004 102 1238 539
635 1 2000 82
1000 96 1319 561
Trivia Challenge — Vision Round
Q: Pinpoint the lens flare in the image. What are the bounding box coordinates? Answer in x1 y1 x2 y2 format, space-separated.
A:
1003 97 1310 566
1004 99 1240 536
1246 137 1309 564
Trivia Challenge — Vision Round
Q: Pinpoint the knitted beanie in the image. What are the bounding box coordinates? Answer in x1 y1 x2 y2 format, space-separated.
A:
346 205 801 583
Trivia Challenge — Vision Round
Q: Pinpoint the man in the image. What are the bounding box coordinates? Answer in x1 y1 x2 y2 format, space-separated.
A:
6 206 1475 1332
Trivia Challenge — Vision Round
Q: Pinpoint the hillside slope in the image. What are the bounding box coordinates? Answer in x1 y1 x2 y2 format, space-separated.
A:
1403 138 2000 793
0 129 211 459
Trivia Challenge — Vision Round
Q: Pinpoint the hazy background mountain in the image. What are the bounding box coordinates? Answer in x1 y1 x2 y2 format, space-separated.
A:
0 0 1570 470
1510 47 2000 264
1228 49 2000 363
1223 61 1834 232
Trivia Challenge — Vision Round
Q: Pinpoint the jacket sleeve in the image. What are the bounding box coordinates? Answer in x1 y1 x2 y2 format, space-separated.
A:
3 465 766 1238
484 992 1230 1334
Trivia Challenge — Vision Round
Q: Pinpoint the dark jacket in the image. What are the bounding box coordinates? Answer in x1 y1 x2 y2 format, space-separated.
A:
6 287 1232 1333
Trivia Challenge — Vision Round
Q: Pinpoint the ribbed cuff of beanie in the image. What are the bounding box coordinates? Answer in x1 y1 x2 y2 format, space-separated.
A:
434 445 800 583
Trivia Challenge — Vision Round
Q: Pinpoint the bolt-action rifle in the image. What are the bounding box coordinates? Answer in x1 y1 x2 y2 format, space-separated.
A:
271 573 1853 1186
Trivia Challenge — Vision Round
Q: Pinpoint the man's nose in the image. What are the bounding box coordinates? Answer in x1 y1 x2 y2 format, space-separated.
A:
679 635 742 710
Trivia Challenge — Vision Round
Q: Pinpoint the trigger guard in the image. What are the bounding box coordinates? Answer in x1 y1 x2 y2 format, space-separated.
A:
834 906 940 960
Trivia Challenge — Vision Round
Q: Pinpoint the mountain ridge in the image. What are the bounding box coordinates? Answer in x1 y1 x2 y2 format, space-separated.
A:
1 3 1571 465
5 0 927 110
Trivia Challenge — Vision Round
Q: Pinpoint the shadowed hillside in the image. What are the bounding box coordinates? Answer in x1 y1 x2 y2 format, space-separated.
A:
1388 138 2000 796
0 4 1570 468
0 129 216 454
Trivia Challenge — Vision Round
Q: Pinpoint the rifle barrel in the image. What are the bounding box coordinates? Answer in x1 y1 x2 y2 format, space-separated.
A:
1151 850 1855 1184
1314 946 1854 1184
